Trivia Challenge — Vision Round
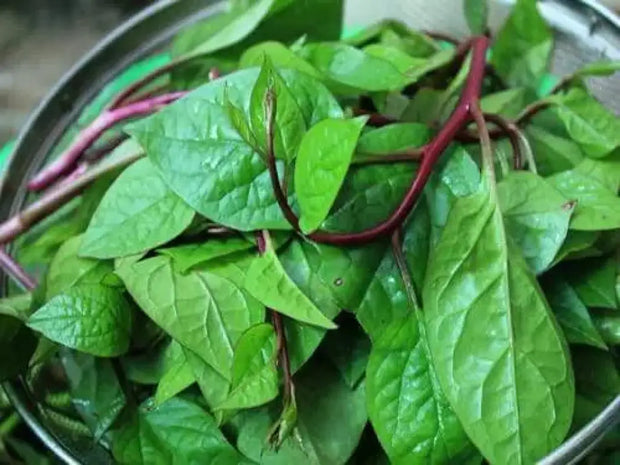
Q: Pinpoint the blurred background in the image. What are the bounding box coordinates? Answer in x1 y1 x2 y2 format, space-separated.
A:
0 0 154 149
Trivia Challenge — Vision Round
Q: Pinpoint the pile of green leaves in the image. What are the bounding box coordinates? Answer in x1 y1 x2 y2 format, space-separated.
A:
1 0 620 464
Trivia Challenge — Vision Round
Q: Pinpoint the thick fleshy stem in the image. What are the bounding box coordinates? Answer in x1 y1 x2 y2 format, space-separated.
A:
256 231 294 404
265 88 301 230
457 113 523 169
27 92 186 192
108 59 184 109
307 36 490 245
266 37 489 245
0 148 144 246
0 248 37 291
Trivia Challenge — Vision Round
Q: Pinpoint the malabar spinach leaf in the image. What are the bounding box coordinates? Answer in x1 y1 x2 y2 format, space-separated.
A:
47 235 113 299
244 233 337 329
80 158 194 259
295 117 367 233
27 284 132 357
464 0 488 35
217 323 279 410
571 346 620 430
236 359 367 465
497 171 573 274
548 162 620 231
154 341 195 406
542 272 607 350
61 350 126 440
112 397 250 465
367 315 476 465
548 89 620 158
158 236 254 273
423 177 574 464
240 41 321 78
567 257 618 310
592 309 620 346
491 0 553 88
117 256 264 379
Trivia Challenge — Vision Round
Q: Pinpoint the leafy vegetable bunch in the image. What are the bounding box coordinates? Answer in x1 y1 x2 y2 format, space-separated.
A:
0 0 619 464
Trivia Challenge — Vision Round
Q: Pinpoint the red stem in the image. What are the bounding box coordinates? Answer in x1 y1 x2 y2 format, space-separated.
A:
0 249 37 291
308 36 490 245
27 92 186 192
108 60 182 109
256 231 294 403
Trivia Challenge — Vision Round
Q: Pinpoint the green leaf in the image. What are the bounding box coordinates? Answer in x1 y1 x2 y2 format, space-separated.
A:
0 315 37 382
0 293 31 321
80 158 194 259
323 163 412 233
568 257 618 310
403 201 431 292
117 256 264 379
464 0 488 34
367 315 476 465
47 235 113 299
278 240 341 372
236 359 367 465
491 0 553 88
424 147 481 245
355 250 409 341
319 316 370 389
112 397 249 465
525 125 584 176
542 272 607 350
244 233 336 329
571 346 620 430
128 68 341 232
573 60 620 78
183 347 231 415
61 350 126 439
497 171 573 274
173 0 275 60
423 178 574 464
158 237 254 273
122 342 168 385
376 22 438 58
363 44 428 75
250 57 306 161
27 284 132 357
154 341 195 406
548 89 620 158
592 309 620 346
295 117 367 233
480 88 528 119
355 123 430 157
240 41 321 78
547 162 620 231
300 42 408 92
553 230 600 265
217 323 279 410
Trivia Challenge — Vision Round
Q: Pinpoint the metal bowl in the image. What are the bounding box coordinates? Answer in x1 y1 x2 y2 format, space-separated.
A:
1 1 618 464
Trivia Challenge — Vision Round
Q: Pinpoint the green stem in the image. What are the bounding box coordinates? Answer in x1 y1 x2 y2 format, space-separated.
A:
471 103 495 183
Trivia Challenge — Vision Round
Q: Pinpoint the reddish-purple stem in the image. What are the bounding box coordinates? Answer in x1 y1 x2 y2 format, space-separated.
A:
306 36 490 245
0 249 37 290
28 92 186 192
108 60 182 109
256 230 294 402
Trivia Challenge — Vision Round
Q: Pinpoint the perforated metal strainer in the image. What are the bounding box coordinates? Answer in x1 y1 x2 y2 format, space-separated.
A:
1 1 618 464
